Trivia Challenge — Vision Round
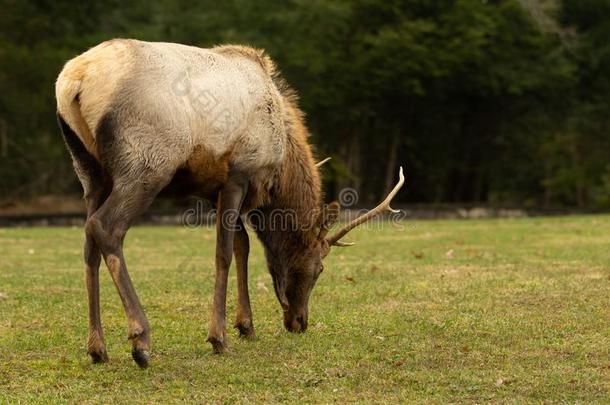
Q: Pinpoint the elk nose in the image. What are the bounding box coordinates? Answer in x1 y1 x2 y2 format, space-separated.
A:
296 315 308 332
284 317 301 333
284 314 307 333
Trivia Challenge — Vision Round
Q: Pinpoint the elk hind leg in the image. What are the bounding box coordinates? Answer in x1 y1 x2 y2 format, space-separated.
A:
86 179 168 368
57 112 111 363
84 184 111 363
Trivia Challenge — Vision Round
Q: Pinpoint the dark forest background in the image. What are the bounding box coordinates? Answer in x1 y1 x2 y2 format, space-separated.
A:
1 0 609 209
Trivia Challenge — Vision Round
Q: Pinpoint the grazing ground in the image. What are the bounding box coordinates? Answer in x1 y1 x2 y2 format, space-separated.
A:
0 215 609 403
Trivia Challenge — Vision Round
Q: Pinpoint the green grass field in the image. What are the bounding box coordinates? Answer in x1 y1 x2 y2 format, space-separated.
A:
1 216 609 403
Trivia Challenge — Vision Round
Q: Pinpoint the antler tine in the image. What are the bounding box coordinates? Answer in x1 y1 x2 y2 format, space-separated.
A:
315 157 331 167
326 167 405 247
332 240 355 247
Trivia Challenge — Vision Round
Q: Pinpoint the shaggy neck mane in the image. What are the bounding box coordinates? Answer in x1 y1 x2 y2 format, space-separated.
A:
276 102 321 231
253 100 322 260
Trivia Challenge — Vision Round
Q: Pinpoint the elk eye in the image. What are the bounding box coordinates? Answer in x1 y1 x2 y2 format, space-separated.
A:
319 265 324 274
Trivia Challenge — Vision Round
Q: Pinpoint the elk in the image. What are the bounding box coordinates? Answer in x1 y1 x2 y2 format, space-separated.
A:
55 39 404 368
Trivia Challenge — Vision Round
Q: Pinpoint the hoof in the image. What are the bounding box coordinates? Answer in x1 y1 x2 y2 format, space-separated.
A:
89 349 109 364
235 321 256 339
131 348 150 369
207 336 229 354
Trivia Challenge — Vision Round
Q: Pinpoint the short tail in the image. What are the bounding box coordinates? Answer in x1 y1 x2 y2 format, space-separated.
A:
55 61 99 161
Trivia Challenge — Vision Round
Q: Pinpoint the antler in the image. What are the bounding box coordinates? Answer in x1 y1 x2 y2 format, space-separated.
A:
315 157 331 167
326 166 405 247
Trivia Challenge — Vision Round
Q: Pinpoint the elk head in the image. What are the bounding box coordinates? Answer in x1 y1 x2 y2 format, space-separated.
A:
277 166 405 333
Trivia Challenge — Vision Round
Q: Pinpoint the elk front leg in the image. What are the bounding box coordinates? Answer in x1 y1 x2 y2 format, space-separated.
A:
207 178 248 353
233 217 255 339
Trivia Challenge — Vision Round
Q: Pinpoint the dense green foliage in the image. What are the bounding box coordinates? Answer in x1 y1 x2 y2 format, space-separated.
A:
0 0 608 207
1 217 609 401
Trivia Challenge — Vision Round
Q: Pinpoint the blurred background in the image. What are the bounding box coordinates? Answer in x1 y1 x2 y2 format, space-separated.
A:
0 0 609 216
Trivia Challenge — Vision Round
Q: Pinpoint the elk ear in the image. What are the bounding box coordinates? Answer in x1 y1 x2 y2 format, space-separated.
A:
317 201 340 239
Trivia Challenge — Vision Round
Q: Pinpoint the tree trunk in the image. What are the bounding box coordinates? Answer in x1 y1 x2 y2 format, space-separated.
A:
336 129 362 205
382 133 399 199
543 159 552 208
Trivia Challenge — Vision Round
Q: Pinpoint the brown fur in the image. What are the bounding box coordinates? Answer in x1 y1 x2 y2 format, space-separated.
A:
185 145 232 198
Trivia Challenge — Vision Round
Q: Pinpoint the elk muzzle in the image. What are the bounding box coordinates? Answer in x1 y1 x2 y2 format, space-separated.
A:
283 308 308 333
